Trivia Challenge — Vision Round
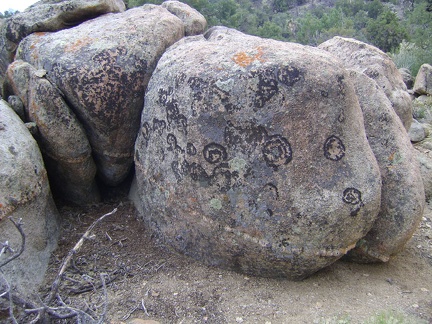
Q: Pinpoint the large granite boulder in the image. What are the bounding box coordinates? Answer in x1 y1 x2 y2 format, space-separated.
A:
0 99 59 293
133 27 382 279
0 0 125 82
345 70 425 262
4 60 99 205
319 37 412 131
413 63 432 96
16 4 198 185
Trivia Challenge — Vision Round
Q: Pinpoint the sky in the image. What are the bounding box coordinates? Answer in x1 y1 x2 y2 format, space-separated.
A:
0 0 38 13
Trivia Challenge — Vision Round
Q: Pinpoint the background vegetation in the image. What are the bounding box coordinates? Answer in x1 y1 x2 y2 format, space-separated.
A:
1 0 430 75
125 0 432 76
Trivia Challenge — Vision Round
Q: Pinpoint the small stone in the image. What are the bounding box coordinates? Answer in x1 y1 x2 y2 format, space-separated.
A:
412 304 419 309
409 119 427 143
420 288 429 292
236 317 244 323
25 122 38 136
316 302 323 308
127 320 161 324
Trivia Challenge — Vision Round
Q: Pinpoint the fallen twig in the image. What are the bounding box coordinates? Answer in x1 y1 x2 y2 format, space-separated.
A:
0 218 25 268
141 298 149 316
0 207 118 322
45 207 118 305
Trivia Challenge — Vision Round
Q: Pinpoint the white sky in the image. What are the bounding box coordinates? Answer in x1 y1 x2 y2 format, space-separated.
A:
0 0 38 13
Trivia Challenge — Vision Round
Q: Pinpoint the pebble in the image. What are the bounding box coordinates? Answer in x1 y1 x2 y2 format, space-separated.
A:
236 317 244 323
127 319 161 324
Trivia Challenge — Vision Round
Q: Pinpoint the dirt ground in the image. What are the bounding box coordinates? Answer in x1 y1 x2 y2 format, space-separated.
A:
35 191 432 324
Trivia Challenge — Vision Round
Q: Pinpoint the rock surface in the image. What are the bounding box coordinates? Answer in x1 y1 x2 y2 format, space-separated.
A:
5 60 99 205
319 37 412 131
17 5 189 185
413 63 432 96
0 99 59 293
0 0 125 81
133 27 382 279
345 70 425 262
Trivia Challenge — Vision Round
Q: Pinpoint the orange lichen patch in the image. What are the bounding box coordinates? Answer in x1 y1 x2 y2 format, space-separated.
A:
65 37 93 53
232 46 265 68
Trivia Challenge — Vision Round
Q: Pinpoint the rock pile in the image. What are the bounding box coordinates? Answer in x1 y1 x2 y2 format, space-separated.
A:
0 3 426 282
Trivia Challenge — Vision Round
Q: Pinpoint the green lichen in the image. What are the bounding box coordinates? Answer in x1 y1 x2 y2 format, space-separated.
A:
210 198 222 210
228 157 247 172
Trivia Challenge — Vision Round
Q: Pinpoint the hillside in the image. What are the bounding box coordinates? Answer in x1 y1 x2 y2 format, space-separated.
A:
126 0 432 76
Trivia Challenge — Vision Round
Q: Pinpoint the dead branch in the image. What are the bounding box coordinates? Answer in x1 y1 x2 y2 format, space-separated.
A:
0 218 25 268
0 207 117 322
45 207 118 305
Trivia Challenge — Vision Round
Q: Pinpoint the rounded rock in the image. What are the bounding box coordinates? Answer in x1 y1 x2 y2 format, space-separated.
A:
133 28 382 279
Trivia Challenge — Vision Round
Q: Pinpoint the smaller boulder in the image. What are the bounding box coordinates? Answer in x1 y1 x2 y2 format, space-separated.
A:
161 1 207 36
415 146 432 201
0 99 59 294
409 119 427 143
319 37 412 131
0 0 126 79
7 95 25 120
412 95 432 123
414 64 432 96
5 60 100 205
399 67 414 90
345 70 425 263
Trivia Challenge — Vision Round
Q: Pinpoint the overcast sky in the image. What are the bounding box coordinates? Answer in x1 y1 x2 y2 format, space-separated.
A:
0 0 38 13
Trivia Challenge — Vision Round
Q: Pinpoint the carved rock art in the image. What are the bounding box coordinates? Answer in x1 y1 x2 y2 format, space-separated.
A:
133 27 382 279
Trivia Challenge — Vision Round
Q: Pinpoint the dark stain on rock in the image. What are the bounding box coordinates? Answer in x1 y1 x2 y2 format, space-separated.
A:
277 66 302 87
262 135 292 169
153 118 166 135
210 165 238 192
224 121 268 154
171 160 189 181
8 146 18 156
167 133 177 149
324 135 345 161
203 143 228 164
187 142 197 156
188 162 209 181
342 187 363 216
249 69 279 108
263 182 279 200
336 75 346 96
142 122 151 143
